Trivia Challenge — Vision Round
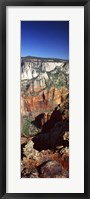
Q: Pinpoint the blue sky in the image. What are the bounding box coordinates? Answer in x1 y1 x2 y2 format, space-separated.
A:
21 21 69 60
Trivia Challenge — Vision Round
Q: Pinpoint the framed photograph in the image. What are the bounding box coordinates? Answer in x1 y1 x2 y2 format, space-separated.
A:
0 0 90 198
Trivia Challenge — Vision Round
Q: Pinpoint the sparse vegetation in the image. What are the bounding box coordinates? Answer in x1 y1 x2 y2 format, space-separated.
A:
22 118 30 136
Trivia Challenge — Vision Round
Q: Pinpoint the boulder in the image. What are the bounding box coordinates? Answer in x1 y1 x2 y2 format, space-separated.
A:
38 160 68 178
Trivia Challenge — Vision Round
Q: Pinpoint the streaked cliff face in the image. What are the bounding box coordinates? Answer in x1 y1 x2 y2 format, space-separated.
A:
21 61 65 80
21 57 69 118
21 58 69 90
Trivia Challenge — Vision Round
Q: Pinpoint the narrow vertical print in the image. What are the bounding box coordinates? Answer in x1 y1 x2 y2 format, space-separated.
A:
21 21 69 178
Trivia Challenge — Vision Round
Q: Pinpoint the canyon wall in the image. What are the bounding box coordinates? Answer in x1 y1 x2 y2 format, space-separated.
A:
21 57 69 118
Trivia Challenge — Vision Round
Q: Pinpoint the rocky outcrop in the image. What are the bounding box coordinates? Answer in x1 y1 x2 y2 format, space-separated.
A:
23 140 40 160
21 137 69 178
38 160 68 178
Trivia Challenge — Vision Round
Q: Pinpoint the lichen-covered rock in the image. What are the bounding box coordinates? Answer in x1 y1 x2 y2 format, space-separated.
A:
39 160 68 178
23 140 40 160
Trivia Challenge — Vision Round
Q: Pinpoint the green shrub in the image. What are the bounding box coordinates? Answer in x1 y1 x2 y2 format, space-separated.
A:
22 118 30 136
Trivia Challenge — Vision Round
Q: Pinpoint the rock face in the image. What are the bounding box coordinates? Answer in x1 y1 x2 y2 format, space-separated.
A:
21 137 69 178
21 56 69 81
21 57 69 94
21 56 69 121
39 160 68 178
21 87 68 116
21 56 69 178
